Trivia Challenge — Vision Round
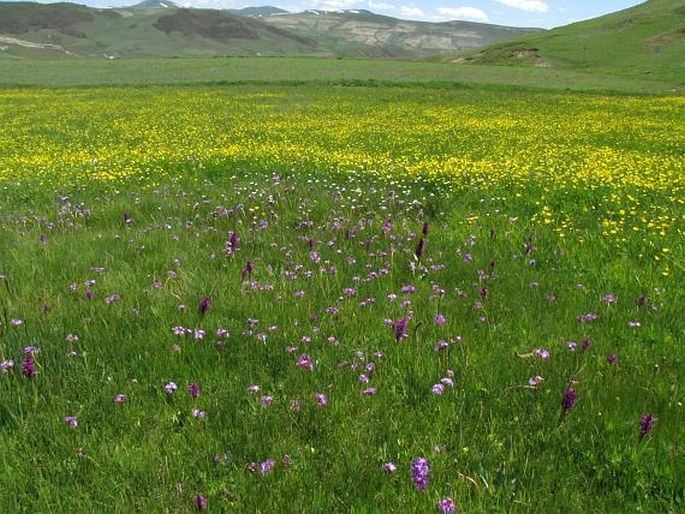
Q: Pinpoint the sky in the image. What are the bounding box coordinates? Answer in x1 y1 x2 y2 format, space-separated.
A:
16 0 647 29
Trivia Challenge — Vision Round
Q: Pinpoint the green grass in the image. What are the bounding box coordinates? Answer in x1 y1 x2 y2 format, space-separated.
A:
0 55 681 94
455 0 685 89
0 80 683 512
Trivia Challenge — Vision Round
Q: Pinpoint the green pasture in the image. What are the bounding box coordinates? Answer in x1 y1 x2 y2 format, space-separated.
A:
0 55 681 95
0 64 683 512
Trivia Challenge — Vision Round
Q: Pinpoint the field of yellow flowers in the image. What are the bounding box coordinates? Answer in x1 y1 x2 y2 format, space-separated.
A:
2 86 683 242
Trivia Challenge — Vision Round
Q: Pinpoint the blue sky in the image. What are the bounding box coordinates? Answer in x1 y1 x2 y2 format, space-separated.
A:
19 0 647 28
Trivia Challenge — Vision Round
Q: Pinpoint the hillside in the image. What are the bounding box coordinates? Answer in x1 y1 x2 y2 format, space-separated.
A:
257 9 541 58
0 2 541 59
0 2 319 58
454 0 684 84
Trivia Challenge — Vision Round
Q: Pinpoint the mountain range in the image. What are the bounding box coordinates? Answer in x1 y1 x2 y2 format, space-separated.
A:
0 1 542 58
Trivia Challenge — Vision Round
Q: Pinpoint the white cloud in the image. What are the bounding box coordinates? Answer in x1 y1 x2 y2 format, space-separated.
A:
399 5 426 18
495 0 548 13
435 6 489 22
368 0 395 10
295 0 363 10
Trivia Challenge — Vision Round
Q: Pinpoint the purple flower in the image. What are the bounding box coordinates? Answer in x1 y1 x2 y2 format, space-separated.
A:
411 457 430 491
534 348 550 359
195 494 207 511
261 395 273 406
607 354 618 365
415 238 425 259
401 285 416 294
436 497 456 513
247 384 261 394
393 316 409 341
227 231 240 255
187 383 201 399
434 314 447 326
422 221 429 236
296 354 314 371
314 392 328 407
528 376 545 387
241 260 253 278
164 382 178 394
440 377 454 388
432 384 445 395
172 325 189 336
105 293 120 304
21 357 36 379
363 387 377 396
198 297 211 315
115 394 127 404
577 312 597 323
191 408 206 418
0 360 14 373
260 459 276 475
562 388 578 412
10 318 23 326
63 416 78 428
23 346 40 355
434 340 450 352
639 412 657 439
601 294 617 304
382 462 397 473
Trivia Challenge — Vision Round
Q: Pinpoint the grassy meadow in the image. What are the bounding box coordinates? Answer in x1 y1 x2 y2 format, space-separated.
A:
0 60 683 512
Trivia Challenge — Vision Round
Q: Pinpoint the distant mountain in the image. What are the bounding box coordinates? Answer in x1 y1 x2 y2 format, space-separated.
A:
258 9 542 57
228 6 289 18
0 1 541 59
130 0 177 8
453 0 684 83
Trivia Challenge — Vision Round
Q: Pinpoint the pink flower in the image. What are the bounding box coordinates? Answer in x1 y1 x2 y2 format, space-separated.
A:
296 354 314 371
382 462 397 473
314 392 328 407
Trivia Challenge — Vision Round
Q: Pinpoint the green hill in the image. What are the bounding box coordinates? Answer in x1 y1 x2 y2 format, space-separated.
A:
454 0 684 85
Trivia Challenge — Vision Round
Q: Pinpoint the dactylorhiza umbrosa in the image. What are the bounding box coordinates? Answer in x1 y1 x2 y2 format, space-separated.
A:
639 412 657 439
411 457 430 491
